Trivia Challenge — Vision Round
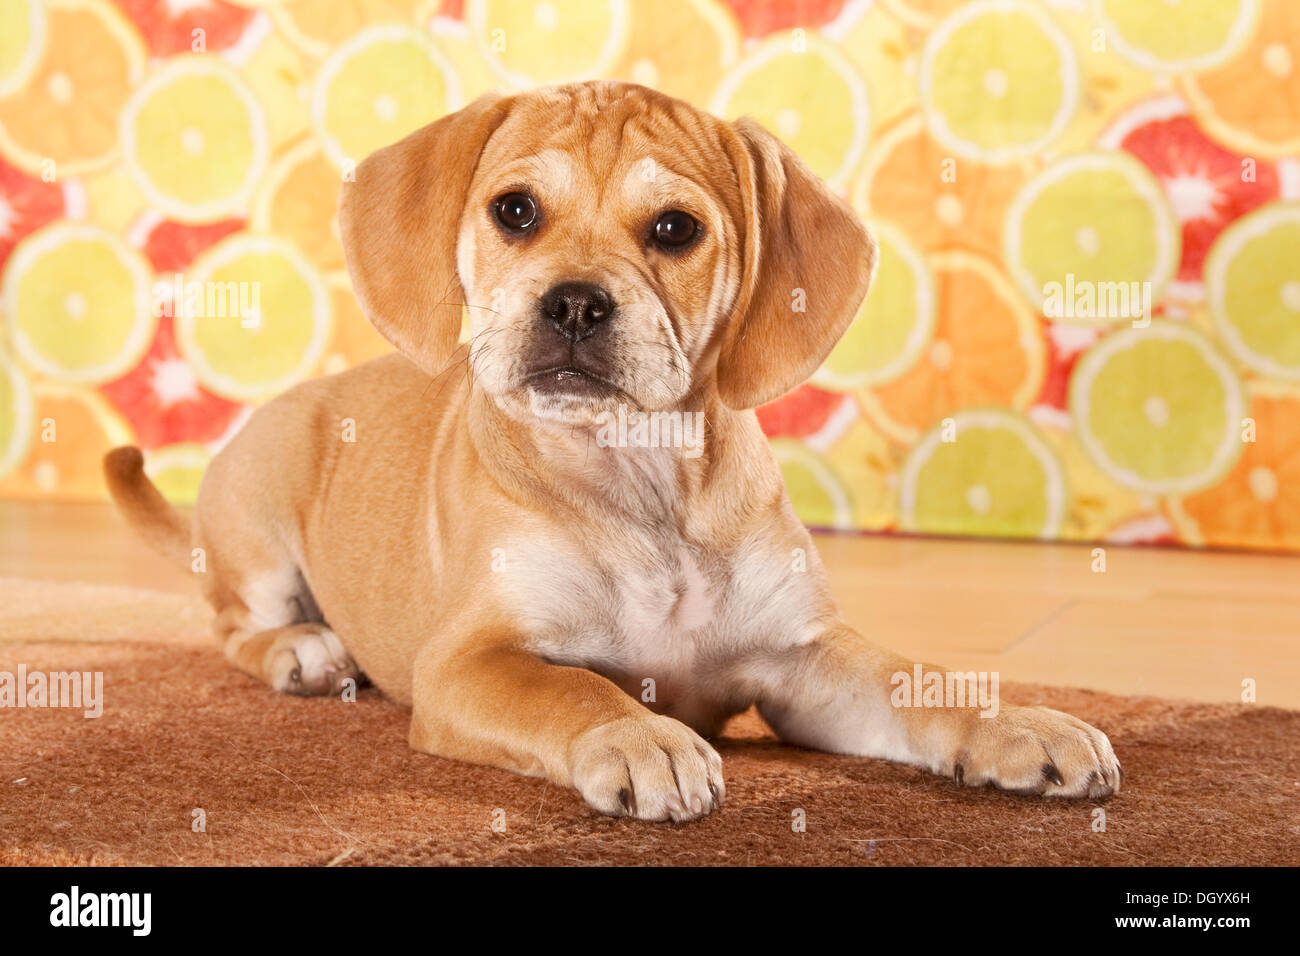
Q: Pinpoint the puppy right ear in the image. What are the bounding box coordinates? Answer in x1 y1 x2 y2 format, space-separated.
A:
338 93 510 376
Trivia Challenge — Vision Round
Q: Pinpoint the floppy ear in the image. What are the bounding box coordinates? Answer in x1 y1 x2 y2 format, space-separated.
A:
338 93 510 376
715 118 878 409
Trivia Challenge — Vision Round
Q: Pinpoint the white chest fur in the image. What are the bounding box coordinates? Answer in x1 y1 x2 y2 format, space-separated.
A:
496 521 823 717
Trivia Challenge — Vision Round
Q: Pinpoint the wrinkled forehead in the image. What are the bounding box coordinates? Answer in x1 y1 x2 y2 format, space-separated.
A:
473 87 742 218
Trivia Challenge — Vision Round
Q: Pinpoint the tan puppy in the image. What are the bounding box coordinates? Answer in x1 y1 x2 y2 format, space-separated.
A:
106 82 1119 821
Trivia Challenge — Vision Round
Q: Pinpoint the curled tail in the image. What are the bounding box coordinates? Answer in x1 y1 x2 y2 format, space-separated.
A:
103 446 193 573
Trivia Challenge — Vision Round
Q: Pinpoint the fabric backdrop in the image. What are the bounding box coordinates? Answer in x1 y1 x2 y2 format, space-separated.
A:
0 0 1297 552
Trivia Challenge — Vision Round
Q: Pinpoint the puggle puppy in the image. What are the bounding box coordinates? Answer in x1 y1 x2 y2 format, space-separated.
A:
106 82 1119 821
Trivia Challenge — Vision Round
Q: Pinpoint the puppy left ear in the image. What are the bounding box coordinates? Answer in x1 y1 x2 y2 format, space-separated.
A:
716 118 878 409
338 93 511 377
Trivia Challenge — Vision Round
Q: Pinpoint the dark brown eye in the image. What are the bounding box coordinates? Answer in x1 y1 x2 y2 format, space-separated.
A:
652 210 698 249
494 192 537 232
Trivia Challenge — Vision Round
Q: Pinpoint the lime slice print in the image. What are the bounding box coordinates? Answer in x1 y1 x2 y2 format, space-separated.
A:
0 0 45 98
0 350 35 480
177 235 332 402
712 31 869 190
121 55 269 223
145 442 211 504
1091 0 1259 73
1005 150 1180 323
1069 321 1246 495
771 438 855 530
900 408 1066 539
312 25 461 171
919 0 1078 164
467 0 629 88
1205 201 1300 380
813 222 935 391
2 222 155 383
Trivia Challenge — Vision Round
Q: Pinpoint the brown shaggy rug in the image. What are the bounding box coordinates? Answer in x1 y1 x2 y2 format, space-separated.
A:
1 578 1296 866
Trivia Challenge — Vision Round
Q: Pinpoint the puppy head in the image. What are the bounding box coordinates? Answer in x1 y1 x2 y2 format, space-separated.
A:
339 83 877 424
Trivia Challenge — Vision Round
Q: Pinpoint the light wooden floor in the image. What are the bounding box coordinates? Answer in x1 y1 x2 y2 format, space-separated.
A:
2 499 1296 708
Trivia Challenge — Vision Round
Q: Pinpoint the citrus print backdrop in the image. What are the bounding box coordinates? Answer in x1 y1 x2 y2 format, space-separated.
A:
0 0 1298 551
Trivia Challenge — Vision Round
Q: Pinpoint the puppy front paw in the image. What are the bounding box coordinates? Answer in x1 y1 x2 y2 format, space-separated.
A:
954 706 1121 799
267 628 359 697
570 715 725 822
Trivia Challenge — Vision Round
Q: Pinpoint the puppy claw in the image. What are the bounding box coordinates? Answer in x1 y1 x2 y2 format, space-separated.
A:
952 706 1120 799
571 715 724 822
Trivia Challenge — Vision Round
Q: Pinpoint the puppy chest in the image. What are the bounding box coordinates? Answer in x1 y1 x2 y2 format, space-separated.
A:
506 540 720 686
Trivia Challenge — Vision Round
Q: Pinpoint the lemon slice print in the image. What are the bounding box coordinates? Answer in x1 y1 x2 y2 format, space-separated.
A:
252 138 346 274
1005 151 1180 322
0 0 44 98
312 24 461 172
1206 201 1300 381
145 442 211 504
813 221 935 391
0 0 145 177
1181 0 1300 158
821 416 899 532
270 0 431 60
900 408 1066 539
1070 321 1246 496
2 222 155 383
121 55 269 223
611 0 739 106
468 0 629 87
879 0 969 30
919 0 1078 164
713 31 869 190
177 235 332 402
771 439 855 530
1092 0 1259 74
0 349 35 480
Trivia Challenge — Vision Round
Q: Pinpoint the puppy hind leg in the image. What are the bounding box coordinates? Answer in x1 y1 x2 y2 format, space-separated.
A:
222 618 360 697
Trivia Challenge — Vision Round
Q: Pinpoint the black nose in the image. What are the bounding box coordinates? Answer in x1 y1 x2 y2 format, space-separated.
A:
539 281 615 341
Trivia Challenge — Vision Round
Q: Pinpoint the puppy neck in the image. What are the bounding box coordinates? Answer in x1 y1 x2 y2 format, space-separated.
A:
466 384 766 532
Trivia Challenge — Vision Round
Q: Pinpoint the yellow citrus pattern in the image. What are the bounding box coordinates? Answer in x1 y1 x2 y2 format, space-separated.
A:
712 31 869 189
468 0 629 88
144 442 212 505
121 56 269 223
0 0 45 99
0 349 36 480
3 223 154 383
1206 202 1300 380
1092 0 1259 74
0 0 1294 556
813 221 936 391
1004 150 1180 322
919 0 1078 164
1070 322 1246 495
312 24 461 171
900 408 1066 540
177 235 332 402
